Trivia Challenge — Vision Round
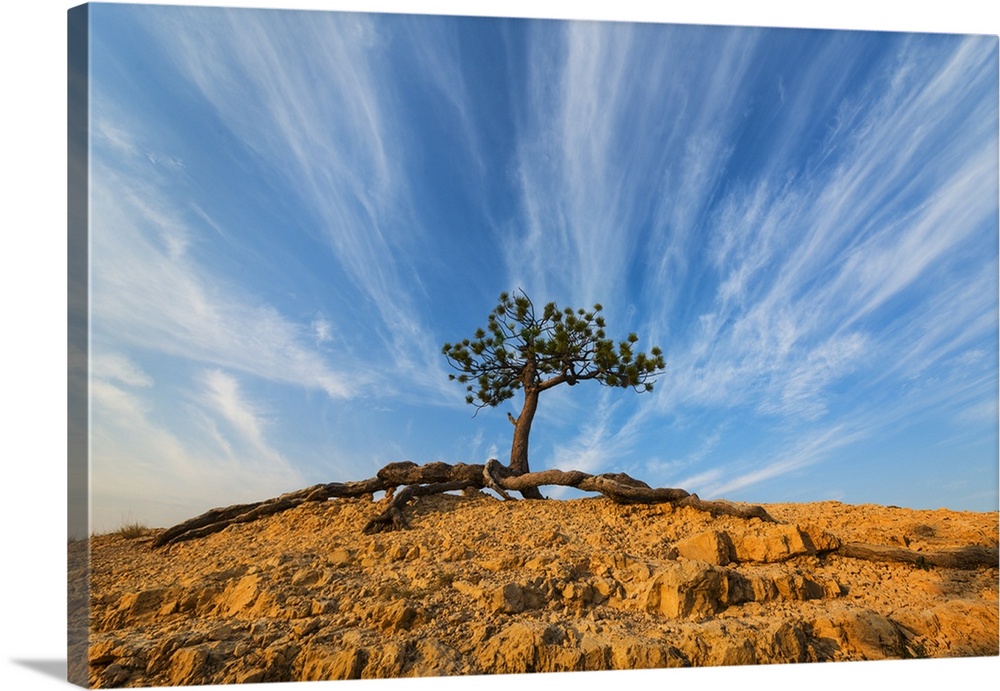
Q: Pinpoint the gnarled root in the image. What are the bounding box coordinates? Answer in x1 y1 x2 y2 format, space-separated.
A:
153 459 776 546
362 480 480 534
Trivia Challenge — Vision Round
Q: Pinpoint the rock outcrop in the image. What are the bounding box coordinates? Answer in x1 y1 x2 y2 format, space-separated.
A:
75 494 999 687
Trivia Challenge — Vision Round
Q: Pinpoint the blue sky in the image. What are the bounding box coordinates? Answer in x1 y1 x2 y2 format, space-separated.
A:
84 3 999 531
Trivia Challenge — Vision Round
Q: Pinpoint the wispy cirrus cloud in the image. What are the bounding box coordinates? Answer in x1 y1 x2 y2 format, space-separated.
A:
661 33 997 426
508 22 760 315
89 356 305 532
681 424 864 499
311 314 335 346
549 394 627 473
89 157 358 399
199 369 287 465
508 20 644 307
91 352 156 389
148 7 457 397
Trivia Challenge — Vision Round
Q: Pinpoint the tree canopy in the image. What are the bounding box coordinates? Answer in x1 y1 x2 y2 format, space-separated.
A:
442 290 665 408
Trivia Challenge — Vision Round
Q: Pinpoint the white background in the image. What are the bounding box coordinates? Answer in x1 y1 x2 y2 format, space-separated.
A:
1 1 997 690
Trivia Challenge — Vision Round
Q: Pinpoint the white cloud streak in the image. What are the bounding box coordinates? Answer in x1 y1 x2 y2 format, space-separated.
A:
89 366 305 532
89 159 357 399
661 33 997 426
684 425 862 499
150 7 457 398
91 353 155 389
199 369 286 465
509 23 760 316
509 21 641 306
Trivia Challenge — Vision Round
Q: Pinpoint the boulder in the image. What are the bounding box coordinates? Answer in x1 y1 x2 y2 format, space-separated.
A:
489 582 525 614
485 581 543 614
375 600 418 632
474 622 542 674
168 646 211 686
675 530 735 565
644 561 728 618
731 524 811 563
929 599 1000 656
811 607 906 660
219 575 262 616
798 524 841 552
412 638 466 677
300 645 367 681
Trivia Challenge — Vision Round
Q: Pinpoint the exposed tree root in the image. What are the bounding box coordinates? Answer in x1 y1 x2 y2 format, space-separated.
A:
362 480 481 534
151 477 383 547
837 542 999 570
152 459 777 547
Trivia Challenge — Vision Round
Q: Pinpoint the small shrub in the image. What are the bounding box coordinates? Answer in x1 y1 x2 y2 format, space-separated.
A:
116 521 149 539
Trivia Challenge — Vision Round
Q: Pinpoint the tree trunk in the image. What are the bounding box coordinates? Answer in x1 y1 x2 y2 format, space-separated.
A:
508 360 545 499
509 386 537 475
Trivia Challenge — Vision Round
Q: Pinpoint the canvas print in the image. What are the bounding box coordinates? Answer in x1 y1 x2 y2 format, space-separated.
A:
68 2 999 688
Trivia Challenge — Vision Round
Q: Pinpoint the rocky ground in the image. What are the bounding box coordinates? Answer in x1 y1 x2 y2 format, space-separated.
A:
71 492 999 687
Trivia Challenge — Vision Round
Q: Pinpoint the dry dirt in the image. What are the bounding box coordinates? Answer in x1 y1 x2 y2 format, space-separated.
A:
71 492 999 687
